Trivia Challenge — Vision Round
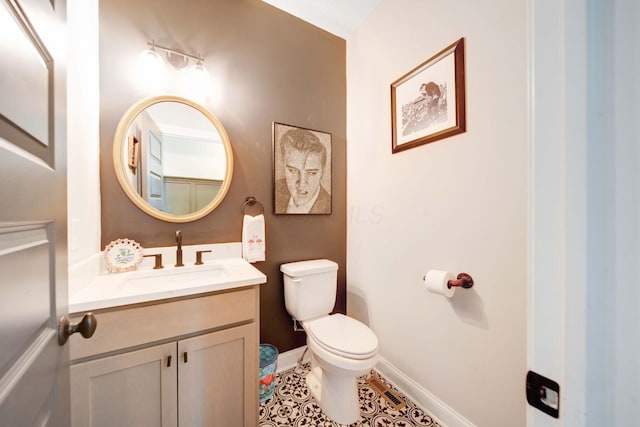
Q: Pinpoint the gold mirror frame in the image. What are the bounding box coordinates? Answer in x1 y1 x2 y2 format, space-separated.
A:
112 95 234 223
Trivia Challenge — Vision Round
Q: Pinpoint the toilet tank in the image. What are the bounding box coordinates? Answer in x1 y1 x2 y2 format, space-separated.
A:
281 259 338 322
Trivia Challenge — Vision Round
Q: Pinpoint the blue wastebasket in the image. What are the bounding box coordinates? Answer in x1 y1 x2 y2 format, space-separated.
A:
259 344 278 402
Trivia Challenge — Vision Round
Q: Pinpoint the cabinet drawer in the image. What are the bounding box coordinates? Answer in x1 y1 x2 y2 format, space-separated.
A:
70 286 258 360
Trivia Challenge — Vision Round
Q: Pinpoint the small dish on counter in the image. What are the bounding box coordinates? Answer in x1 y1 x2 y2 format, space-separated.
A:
103 238 143 273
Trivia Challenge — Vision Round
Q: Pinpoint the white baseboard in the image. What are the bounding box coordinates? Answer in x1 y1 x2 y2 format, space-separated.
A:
276 345 308 373
375 356 475 427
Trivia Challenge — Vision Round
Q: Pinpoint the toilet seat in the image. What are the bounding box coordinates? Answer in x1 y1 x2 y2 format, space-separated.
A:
304 314 378 360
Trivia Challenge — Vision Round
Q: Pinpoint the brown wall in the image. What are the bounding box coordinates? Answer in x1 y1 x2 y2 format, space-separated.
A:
99 0 346 353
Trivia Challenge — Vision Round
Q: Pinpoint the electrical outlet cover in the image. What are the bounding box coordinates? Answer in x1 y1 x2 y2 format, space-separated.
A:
526 370 560 418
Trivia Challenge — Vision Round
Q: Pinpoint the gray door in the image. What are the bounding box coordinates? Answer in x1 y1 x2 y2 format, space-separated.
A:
144 130 166 211
0 0 70 424
138 113 165 211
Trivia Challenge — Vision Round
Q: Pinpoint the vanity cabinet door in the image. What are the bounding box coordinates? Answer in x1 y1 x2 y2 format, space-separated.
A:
178 323 258 427
70 342 177 427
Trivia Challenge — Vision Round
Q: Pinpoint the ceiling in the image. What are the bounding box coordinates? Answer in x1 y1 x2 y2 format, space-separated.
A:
261 0 383 39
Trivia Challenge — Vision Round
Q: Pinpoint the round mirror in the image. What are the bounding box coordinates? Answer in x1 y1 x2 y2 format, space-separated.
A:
113 96 233 222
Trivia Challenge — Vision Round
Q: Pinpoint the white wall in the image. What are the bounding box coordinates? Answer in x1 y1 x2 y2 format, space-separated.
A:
346 1 527 425
163 136 226 180
67 0 101 288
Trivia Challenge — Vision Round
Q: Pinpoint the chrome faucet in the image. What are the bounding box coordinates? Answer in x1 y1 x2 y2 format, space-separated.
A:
175 230 184 267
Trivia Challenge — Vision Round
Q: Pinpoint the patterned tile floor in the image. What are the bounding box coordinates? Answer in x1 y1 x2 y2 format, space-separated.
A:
259 363 442 427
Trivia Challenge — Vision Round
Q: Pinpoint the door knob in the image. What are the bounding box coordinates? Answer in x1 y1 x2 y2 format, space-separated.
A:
58 313 97 345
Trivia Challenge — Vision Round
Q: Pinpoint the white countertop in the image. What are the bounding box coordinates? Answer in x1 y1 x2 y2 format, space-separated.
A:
69 243 267 313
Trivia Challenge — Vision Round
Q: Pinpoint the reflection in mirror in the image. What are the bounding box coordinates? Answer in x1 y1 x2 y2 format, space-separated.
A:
127 102 226 213
113 96 233 223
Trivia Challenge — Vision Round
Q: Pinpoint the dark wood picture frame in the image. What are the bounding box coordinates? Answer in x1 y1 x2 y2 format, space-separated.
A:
391 38 466 153
272 122 332 215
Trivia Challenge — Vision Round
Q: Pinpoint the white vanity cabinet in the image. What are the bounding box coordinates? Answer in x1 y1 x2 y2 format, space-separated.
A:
69 286 259 427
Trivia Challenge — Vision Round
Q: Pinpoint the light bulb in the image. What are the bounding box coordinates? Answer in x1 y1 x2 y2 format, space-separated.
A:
138 48 164 74
186 61 211 98
137 47 165 91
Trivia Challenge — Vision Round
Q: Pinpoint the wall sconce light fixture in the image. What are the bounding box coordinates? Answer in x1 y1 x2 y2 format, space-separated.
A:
138 40 210 92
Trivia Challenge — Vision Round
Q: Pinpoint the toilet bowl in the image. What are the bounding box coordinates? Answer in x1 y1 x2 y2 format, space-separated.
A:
281 260 379 425
303 314 378 424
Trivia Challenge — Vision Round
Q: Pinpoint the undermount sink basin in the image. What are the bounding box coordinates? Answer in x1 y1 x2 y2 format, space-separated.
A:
123 264 229 291
120 257 262 293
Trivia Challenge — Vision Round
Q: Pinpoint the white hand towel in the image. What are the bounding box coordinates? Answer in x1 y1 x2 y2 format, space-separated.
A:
242 214 266 263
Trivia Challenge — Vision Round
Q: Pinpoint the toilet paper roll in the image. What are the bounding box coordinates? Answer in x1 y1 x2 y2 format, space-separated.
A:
423 270 456 298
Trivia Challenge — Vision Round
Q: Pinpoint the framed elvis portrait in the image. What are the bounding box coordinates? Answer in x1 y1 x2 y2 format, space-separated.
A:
273 122 332 215
391 38 466 153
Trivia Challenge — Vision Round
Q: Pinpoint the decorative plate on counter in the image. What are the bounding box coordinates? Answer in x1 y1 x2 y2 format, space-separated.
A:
104 238 143 273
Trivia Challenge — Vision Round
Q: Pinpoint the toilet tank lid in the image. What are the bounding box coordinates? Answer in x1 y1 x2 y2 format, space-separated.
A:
280 259 338 277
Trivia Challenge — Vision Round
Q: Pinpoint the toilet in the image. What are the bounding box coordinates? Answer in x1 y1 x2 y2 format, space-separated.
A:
281 259 378 425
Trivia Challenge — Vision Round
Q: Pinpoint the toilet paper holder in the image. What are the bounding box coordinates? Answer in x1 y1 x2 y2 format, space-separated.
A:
421 272 474 289
447 273 474 289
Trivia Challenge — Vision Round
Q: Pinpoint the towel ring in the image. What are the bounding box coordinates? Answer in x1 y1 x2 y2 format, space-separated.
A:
242 196 264 215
